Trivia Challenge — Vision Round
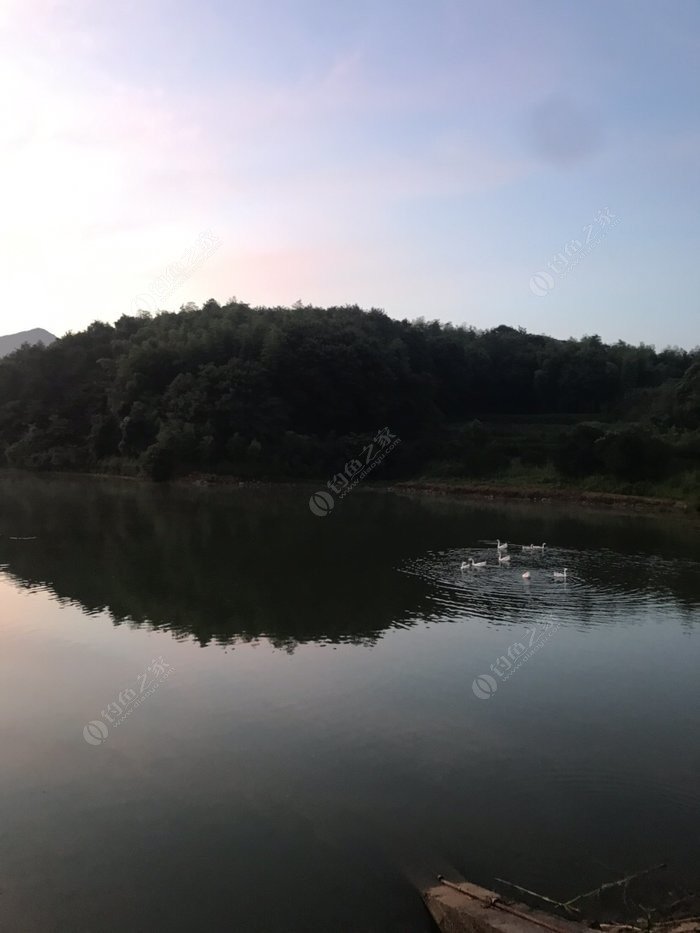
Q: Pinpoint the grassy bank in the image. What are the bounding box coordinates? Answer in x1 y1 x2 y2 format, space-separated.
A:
388 461 700 514
391 479 692 514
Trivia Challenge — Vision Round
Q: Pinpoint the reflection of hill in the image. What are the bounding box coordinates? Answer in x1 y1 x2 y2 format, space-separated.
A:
0 475 436 648
0 475 697 648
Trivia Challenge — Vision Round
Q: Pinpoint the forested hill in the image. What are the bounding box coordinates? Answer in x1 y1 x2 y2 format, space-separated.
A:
0 300 698 495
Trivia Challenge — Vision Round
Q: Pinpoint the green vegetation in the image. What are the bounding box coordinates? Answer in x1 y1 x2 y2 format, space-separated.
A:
0 300 698 501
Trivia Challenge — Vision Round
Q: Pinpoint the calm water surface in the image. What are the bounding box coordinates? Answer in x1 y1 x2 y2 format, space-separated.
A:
0 475 698 932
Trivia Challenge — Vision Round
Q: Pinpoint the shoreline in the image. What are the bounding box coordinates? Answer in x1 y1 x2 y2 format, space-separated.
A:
173 473 696 515
0 468 695 517
386 479 692 515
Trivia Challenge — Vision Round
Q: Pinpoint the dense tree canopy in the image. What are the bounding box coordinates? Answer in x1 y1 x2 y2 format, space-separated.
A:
0 300 697 492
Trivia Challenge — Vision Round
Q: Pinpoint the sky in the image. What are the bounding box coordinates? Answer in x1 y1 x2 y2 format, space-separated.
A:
0 0 698 348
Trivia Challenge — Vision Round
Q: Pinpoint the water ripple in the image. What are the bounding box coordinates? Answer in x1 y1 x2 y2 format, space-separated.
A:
399 545 700 627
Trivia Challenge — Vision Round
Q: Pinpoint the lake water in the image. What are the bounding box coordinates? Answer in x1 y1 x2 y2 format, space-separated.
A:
0 474 698 932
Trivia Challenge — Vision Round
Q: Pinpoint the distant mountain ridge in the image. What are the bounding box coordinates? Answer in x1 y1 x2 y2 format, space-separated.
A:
0 328 57 357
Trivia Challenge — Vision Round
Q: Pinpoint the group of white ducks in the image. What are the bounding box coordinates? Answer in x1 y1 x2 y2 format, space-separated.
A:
461 540 568 581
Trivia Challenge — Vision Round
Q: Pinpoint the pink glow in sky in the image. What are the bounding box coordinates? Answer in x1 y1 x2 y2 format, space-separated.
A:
0 0 698 347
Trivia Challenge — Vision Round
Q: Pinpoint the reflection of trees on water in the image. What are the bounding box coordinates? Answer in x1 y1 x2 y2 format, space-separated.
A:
0 475 437 649
0 475 696 649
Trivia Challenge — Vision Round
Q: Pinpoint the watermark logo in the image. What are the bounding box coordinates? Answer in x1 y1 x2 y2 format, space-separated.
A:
131 230 221 314
529 208 620 297
82 656 174 746
472 619 561 700
529 271 555 298
308 490 335 517
472 674 498 700
83 720 109 746
308 426 401 516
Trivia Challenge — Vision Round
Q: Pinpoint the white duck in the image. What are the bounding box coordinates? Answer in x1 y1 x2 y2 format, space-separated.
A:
498 553 511 565
522 571 531 580
553 568 568 580
469 558 487 569
496 539 508 552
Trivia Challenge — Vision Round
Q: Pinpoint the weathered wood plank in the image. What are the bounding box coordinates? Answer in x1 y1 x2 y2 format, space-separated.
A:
423 880 591 933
